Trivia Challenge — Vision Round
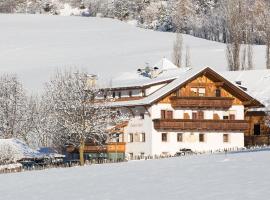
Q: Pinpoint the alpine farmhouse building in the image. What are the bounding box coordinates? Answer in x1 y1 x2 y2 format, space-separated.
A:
89 59 270 159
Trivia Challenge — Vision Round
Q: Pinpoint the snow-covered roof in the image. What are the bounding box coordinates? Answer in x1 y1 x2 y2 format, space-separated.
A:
153 58 179 70
108 58 190 89
220 70 270 110
37 147 65 158
108 67 265 108
0 138 42 159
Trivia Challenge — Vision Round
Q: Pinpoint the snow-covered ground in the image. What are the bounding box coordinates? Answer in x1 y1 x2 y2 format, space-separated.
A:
1 151 270 200
0 14 266 91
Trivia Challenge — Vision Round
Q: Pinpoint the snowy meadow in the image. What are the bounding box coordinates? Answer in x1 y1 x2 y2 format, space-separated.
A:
0 14 266 91
0 151 270 200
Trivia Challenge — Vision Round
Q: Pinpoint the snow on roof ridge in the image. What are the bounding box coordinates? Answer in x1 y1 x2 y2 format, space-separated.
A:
153 57 178 70
108 67 263 107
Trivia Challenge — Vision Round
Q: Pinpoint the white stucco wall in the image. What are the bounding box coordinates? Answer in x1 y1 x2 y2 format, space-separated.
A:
151 131 244 156
122 106 153 157
121 103 245 157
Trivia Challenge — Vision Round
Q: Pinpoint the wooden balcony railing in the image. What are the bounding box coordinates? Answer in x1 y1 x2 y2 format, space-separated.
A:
107 142 126 153
153 119 249 132
170 96 234 108
84 145 107 153
82 143 126 153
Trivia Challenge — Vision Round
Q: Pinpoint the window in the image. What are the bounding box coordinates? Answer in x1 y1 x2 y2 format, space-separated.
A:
223 134 229 143
254 124 261 136
166 111 173 119
213 113 220 120
142 90 146 97
141 133 146 142
113 133 120 143
191 87 198 96
199 134 205 142
229 114 235 120
192 112 197 119
198 88 206 97
215 88 221 97
140 152 145 158
184 113 190 119
161 110 173 119
129 134 133 143
198 111 204 120
134 133 140 142
162 133 167 142
161 110 166 119
129 90 133 97
223 116 229 120
190 87 206 96
118 92 121 98
112 91 116 98
140 113 144 119
223 112 229 120
177 133 183 142
129 153 133 159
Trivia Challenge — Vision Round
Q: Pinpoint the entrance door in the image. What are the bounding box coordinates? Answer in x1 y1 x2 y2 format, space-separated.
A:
254 124 261 135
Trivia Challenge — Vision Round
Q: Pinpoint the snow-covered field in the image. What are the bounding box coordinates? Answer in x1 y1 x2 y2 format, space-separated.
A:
0 14 266 91
1 151 270 200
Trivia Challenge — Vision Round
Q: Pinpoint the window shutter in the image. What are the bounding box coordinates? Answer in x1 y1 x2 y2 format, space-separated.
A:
192 112 197 119
184 113 190 119
166 111 173 119
161 110 166 119
198 111 204 120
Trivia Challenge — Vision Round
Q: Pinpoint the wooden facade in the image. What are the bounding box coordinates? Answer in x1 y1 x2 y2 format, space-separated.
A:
244 111 270 146
159 75 244 106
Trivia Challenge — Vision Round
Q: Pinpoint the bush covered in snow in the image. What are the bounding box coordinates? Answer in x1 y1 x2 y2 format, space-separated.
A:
0 141 22 165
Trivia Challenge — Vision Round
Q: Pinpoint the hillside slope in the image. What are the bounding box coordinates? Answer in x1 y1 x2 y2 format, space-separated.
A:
0 14 266 91
1 151 270 200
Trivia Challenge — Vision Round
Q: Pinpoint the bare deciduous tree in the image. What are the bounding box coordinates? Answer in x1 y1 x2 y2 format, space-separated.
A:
42 69 126 165
0 74 34 141
225 0 246 71
185 45 191 68
172 33 183 68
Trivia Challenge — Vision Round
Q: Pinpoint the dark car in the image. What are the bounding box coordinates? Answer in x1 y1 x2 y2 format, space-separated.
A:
175 148 193 156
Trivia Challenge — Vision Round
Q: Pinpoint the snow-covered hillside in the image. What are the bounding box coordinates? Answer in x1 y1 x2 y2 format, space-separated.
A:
0 14 266 91
1 151 270 200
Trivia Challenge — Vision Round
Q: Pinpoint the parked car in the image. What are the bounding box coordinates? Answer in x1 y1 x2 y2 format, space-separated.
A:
175 148 193 156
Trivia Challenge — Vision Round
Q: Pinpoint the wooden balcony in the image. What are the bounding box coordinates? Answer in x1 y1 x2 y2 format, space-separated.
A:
84 145 107 153
83 143 126 153
170 96 234 108
107 142 126 153
153 119 249 132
